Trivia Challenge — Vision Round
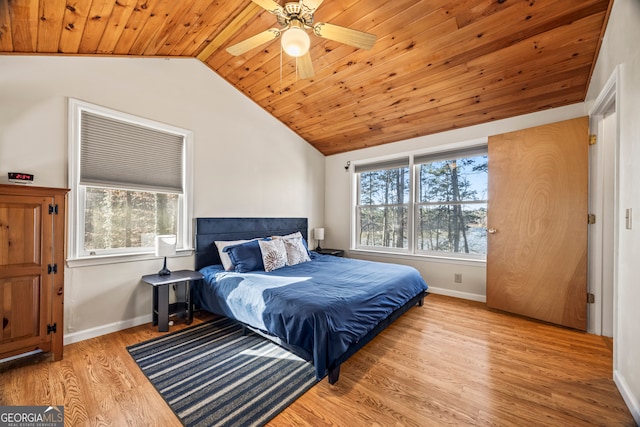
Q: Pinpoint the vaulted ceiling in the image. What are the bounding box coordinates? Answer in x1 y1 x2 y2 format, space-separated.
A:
0 0 613 155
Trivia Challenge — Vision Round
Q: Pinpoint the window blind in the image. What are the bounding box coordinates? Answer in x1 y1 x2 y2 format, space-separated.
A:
414 145 487 165
354 157 409 173
80 111 184 193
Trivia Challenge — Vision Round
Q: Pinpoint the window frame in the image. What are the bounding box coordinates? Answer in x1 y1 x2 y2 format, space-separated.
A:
354 166 413 253
355 160 412 253
352 139 487 261
68 98 193 264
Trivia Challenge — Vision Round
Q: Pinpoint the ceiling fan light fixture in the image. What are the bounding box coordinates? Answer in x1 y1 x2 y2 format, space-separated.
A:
281 25 310 57
226 0 376 80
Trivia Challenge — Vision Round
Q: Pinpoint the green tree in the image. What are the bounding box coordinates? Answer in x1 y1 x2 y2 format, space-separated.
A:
358 167 408 248
418 155 487 253
84 188 178 252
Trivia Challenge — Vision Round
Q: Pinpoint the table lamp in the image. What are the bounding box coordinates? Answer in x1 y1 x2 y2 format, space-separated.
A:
314 228 325 251
155 234 177 276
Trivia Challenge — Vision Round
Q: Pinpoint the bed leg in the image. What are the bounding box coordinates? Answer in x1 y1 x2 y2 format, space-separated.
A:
328 366 340 384
418 297 424 306
242 326 248 336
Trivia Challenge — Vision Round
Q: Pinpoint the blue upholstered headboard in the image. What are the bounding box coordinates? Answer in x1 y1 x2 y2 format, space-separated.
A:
194 217 308 270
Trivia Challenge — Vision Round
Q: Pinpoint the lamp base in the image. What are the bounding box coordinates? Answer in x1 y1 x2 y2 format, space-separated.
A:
158 257 171 276
315 245 322 251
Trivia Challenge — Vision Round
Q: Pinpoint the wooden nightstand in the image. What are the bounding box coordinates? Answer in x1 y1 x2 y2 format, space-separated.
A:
141 270 204 332
316 248 345 257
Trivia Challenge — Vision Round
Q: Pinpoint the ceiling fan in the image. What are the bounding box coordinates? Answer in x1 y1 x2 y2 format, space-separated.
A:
226 0 377 79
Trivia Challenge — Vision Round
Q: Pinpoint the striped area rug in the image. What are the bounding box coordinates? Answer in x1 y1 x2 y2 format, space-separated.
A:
127 317 318 426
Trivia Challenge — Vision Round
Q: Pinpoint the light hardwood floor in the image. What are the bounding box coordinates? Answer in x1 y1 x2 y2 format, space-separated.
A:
0 294 635 426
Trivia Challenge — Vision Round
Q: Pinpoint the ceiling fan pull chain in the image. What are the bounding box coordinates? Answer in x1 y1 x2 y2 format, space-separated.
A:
279 42 283 95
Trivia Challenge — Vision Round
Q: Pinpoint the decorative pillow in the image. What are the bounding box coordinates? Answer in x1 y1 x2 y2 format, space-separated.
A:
223 239 267 273
273 231 303 240
215 239 251 271
272 231 311 255
258 239 287 272
282 237 311 266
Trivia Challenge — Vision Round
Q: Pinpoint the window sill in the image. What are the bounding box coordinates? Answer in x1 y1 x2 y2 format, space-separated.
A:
348 248 486 267
66 249 193 268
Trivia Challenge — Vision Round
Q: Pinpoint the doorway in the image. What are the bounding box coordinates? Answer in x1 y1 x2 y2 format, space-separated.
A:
588 67 619 338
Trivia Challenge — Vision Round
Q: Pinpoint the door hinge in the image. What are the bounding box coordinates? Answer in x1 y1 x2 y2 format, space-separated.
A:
588 213 596 224
589 134 597 145
587 293 595 304
47 323 57 334
47 264 58 274
48 204 59 215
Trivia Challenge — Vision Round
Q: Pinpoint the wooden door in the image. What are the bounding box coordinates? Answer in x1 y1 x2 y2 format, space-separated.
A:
487 117 588 330
0 194 53 358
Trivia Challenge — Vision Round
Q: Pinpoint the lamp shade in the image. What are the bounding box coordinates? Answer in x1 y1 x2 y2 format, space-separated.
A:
281 26 310 57
314 228 325 241
155 235 177 257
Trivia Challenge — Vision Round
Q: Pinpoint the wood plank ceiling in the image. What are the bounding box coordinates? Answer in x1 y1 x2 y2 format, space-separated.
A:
0 0 613 156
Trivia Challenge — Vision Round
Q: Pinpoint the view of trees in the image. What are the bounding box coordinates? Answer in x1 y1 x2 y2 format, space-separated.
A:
358 166 409 248
417 156 487 254
84 187 178 252
357 154 487 254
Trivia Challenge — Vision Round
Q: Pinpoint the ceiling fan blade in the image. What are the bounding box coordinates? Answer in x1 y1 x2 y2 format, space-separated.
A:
313 22 377 50
226 28 281 56
300 0 324 13
251 0 286 16
297 51 315 79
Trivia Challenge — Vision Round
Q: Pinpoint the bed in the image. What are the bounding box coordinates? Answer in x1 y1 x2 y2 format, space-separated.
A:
193 217 428 384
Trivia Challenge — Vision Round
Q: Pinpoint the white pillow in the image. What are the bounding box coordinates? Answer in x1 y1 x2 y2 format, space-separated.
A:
282 237 311 266
272 231 310 254
215 239 251 271
272 231 303 240
258 239 288 272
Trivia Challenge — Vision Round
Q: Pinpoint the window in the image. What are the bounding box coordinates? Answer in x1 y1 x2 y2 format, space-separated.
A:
69 99 192 260
415 148 488 257
356 159 409 250
354 144 487 259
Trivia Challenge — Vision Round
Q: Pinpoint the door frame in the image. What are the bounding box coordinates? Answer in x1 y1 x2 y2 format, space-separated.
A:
588 66 620 342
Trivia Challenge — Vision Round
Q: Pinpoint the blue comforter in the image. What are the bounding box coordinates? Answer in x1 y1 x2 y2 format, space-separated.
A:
194 254 428 379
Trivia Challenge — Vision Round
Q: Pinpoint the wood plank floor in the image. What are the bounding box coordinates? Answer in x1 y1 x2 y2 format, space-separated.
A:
0 294 635 426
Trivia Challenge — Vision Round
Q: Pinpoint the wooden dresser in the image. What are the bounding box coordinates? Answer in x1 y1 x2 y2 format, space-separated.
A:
0 184 68 361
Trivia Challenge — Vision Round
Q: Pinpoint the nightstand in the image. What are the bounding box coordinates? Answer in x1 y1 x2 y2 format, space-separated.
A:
316 248 345 257
141 270 204 332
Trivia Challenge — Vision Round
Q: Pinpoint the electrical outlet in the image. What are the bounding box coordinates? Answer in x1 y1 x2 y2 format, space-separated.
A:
454 273 462 283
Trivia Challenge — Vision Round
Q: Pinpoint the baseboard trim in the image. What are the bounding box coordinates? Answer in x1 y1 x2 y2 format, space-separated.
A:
427 286 486 303
614 369 640 425
62 290 486 344
64 314 152 345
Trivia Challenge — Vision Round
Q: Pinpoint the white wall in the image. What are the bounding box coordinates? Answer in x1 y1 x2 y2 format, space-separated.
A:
324 103 584 301
585 0 640 422
0 56 325 342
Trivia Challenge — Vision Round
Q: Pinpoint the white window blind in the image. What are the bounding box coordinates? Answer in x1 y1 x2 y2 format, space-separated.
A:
414 145 487 164
354 157 409 174
80 111 184 193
